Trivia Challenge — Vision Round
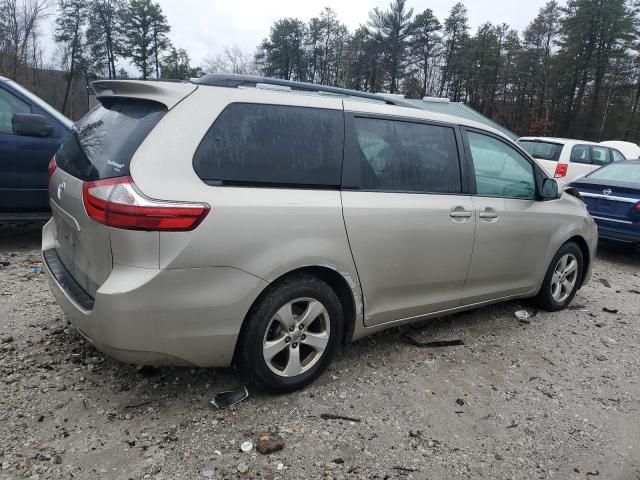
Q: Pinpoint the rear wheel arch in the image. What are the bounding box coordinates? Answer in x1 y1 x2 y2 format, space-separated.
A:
233 266 359 363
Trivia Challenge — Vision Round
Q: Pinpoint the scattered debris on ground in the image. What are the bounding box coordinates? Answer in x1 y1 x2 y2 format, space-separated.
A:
0 227 638 479
210 385 249 409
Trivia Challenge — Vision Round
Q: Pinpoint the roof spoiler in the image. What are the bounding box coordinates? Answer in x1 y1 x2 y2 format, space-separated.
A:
91 80 197 109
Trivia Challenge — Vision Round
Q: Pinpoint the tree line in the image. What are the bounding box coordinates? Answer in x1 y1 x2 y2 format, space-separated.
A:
2 0 640 141
0 0 201 116
254 0 640 143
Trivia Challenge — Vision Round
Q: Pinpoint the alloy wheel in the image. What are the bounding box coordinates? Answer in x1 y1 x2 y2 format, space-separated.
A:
262 297 331 377
551 253 578 303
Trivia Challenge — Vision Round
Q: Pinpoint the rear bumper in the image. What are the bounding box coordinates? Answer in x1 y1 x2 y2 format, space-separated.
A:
42 220 268 367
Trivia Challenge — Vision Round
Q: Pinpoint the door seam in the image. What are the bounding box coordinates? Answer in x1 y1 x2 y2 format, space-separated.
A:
460 195 478 303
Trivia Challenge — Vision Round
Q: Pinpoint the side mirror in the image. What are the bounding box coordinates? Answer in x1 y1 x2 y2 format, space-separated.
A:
12 113 54 137
541 177 561 200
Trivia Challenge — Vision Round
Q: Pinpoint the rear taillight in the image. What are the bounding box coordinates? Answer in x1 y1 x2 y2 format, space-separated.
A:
554 163 568 178
48 155 57 180
82 176 210 231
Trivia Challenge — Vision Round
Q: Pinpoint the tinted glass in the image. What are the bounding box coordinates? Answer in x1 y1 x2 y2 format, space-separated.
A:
0 87 31 134
518 140 562 161
193 103 343 187
591 146 610 166
588 163 640 183
570 145 591 164
468 131 535 199
611 149 626 162
55 100 166 181
353 117 461 193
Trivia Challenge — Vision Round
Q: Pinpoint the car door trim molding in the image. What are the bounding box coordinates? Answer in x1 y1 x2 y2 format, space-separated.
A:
591 215 633 224
580 192 640 203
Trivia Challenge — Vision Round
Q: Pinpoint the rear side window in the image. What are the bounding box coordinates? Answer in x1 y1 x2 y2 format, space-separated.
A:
591 146 611 166
518 140 562 161
611 149 626 162
55 100 166 181
570 145 592 164
193 103 344 188
353 117 461 193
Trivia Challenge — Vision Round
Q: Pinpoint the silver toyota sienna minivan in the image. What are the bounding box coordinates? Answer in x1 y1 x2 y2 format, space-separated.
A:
43 74 597 393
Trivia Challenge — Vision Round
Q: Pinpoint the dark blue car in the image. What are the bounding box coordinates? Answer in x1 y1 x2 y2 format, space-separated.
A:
569 160 640 244
0 76 72 221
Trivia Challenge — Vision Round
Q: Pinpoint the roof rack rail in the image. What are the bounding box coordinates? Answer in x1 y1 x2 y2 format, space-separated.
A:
192 73 420 110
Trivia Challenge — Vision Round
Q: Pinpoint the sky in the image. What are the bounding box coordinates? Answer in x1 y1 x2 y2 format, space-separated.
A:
41 0 559 70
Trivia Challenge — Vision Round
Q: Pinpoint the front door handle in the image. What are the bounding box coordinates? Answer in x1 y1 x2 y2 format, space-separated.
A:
450 207 473 219
479 208 498 219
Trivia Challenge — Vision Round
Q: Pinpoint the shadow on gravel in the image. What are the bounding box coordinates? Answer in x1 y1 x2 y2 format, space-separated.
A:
0 221 45 252
596 240 640 267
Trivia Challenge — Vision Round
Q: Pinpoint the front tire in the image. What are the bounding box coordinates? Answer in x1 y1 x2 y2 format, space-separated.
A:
533 242 584 311
236 274 343 393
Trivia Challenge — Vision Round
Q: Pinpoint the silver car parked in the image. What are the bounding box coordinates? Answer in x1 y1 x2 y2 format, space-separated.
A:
43 75 597 392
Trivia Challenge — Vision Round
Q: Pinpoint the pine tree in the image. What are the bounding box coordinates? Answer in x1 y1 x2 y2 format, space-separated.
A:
439 2 470 99
120 0 163 79
367 0 414 93
410 9 441 98
86 0 125 79
55 0 87 115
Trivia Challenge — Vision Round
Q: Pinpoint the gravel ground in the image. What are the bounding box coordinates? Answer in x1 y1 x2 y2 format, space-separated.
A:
0 224 639 480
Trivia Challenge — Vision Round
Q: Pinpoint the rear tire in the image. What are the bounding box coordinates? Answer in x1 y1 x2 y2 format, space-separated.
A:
533 242 584 311
236 274 343 393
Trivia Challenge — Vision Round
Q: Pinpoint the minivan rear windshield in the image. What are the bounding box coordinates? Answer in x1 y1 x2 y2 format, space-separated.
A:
519 140 563 161
55 99 166 181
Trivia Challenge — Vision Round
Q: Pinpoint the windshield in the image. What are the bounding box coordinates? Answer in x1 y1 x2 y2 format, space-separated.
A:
519 140 563 161
6 79 72 128
588 162 640 183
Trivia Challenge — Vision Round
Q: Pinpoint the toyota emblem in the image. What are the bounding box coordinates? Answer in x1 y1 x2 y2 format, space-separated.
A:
57 181 66 200
602 188 612 196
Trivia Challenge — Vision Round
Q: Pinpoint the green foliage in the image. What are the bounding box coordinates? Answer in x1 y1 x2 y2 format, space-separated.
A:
255 1 640 142
368 0 414 93
410 9 441 98
44 0 640 143
257 18 308 81
161 47 202 80
55 0 89 114
119 0 170 79
86 0 126 79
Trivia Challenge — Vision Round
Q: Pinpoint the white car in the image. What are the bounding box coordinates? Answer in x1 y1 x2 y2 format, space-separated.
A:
599 140 640 160
518 137 625 182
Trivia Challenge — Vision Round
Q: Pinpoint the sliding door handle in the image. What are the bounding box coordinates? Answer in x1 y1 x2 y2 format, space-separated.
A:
479 209 498 219
450 209 473 219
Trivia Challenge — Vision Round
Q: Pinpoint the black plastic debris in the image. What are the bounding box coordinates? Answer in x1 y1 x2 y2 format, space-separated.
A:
403 335 465 348
602 307 619 314
455 398 465 407
568 304 587 311
210 385 249 409
320 413 361 422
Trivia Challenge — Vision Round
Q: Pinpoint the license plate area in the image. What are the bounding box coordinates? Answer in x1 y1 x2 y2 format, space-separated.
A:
51 202 79 271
